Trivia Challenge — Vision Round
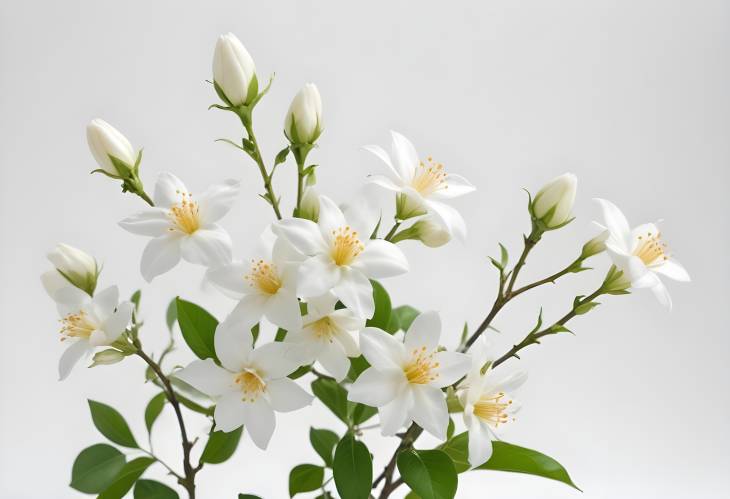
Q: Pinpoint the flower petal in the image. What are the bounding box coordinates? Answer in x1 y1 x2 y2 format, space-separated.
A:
628 223 660 253
379 389 414 436
317 196 348 238
58 340 91 381
410 384 448 440
347 367 406 407
274 218 328 256
404 311 441 352
227 294 268 328
153 172 188 208
594 198 631 251
180 226 232 267
431 351 471 388
242 397 276 449
100 301 133 343
175 358 235 398
359 327 405 369
390 131 418 181
92 286 119 318
333 267 374 319
653 259 691 282
250 342 303 379
54 286 90 316
317 341 350 381
467 417 494 467
334 329 360 358
41 270 72 301
118 208 171 237
197 179 240 223
352 240 409 279
266 378 313 412
433 173 476 199
494 371 528 393
426 200 467 241
264 289 302 331
213 391 247 433
206 261 249 299
363 144 402 180
651 280 673 309
367 174 403 192
297 255 341 298
140 233 182 282
214 317 254 372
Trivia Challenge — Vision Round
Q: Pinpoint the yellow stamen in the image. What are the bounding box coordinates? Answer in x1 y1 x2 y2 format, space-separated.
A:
244 259 282 295
59 310 97 341
308 316 337 342
168 190 200 234
411 157 448 196
473 391 513 427
330 226 364 266
403 346 440 384
634 231 669 266
234 369 266 402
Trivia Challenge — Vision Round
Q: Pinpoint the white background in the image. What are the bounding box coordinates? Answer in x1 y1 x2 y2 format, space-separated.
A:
1 1 729 498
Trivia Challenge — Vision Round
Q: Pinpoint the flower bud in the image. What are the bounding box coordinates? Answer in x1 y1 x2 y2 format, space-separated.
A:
531 173 577 229
299 187 320 222
90 349 125 367
412 218 451 248
285 83 323 144
86 119 137 176
213 33 258 106
580 230 609 260
601 265 632 294
47 243 99 296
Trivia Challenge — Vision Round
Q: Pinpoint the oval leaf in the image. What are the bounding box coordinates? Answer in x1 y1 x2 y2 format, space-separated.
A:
397 449 457 499
288 464 324 497
70 444 126 493
309 428 339 467
175 297 218 361
134 479 180 499
88 400 138 448
311 378 349 424
98 457 155 499
366 280 391 329
200 427 243 464
144 392 167 434
333 435 372 499
386 305 420 333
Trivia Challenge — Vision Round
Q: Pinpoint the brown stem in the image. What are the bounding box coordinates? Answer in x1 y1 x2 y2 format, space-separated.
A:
135 349 198 498
374 424 422 498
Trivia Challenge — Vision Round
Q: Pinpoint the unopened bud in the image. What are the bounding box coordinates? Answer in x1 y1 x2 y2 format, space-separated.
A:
90 349 125 367
46 243 99 296
299 187 320 222
285 83 323 144
531 173 577 229
213 33 258 106
412 218 451 248
580 230 609 260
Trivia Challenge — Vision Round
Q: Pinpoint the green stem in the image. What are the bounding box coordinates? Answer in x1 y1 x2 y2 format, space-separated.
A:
242 119 283 220
293 148 308 217
383 221 402 242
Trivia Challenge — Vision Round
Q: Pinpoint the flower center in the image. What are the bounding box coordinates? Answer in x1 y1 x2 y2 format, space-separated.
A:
634 231 669 266
403 346 440 384
411 156 447 197
234 369 266 402
473 391 513 427
330 226 364 266
245 259 282 295
168 190 200 235
308 316 337 342
59 310 98 341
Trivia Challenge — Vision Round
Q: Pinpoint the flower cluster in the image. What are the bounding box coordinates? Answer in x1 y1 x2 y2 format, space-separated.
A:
43 31 690 499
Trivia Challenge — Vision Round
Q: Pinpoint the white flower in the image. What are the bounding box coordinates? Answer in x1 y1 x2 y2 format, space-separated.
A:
44 243 99 296
54 285 133 380
532 173 577 229
213 33 257 106
175 318 312 449
274 196 408 319
119 172 239 282
284 83 323 144
285 293 364 381
594 198 690 308
411 217 451 248
347 311 471 440
458 338 526 467
365 131 475 239
206 232 303 331
86 119 137 176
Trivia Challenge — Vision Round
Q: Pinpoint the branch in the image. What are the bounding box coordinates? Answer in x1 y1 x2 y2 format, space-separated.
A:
241 119 283 220
374 424 422 498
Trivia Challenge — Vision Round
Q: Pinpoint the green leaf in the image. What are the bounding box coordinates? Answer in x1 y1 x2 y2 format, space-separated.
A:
274 146 290 166
70 444 126 493
311 378 349 424
98 457 155 499
397 449 457 499
288 464 324 497
350 402 377 426
275 327 288 342
288 364 311 379
144 393 167 434
134 479 179 499
366 280 391 330
200 427 243 464
439 432 579 489
386 305 419 333
165 298 178 331
309 428 339 467
238 495 263 499
88 400 138 448
346 355 370 381
175 297 219 361
333 434 372 499
130 290 142 311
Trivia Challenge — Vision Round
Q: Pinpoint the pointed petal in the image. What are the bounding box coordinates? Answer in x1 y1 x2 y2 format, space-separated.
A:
250 342 303 379
140 233 182 282
100 302 133 343
379 389 414 436
118 208 171 236
175 359 235 397
214 317 254 372
433 173 476 199
363 144 402 180
653 259 691 282
317 196 348 237
317 341 350 381
242 398 276 449
594 198 631 251
266 378 313 412
297 255 341 298
334 330 360 358
467 418 494 467
651 280 673 309
264 289 302 331
494 371 528 393
390 131 418 180
154 172 188 208
273 218 328 256
410 385 449 440
347 367 406 407
431 351 471 388
427 200 467 241
198 179 240 223
92 286 119 318
206 261 249 299
352 240 409 279
58 340 91 380
367 174 403 192
359 327 405 369
227 294 268 328
180 226 232 267
333 268 374 319
214 391 247 433
404 311 441 351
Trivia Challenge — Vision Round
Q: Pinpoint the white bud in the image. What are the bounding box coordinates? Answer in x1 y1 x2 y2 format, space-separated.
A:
412 218 451 248
285 83 323 144
299 187 320 222
47 243 98 295
581 230 609 259
213 33 257 106
86 119 136 175
532 173 577 229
